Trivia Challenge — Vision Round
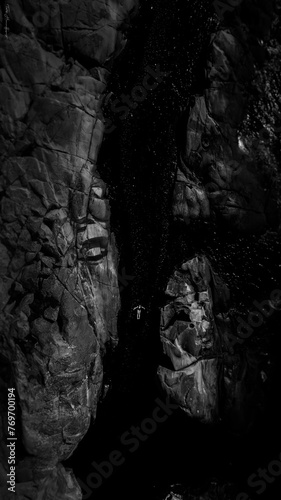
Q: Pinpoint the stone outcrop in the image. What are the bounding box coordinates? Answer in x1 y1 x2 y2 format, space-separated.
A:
0 0 279 499
160 0 277 432
0 1 138 498
158 255 227 423
158 255 264 429
173 1 278 232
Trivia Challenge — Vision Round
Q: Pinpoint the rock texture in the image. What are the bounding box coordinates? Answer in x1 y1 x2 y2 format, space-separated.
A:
173 1 278 232
162 480 235 500
159 0 278 433
158 255 263 427
0 1 280 499
158 255 226 423
0 1 138 498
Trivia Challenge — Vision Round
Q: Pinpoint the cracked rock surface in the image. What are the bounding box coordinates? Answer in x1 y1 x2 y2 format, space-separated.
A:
158 255 228 423
0 1 280 499
0 1 138 498
158 255 263 429
173 0 279 233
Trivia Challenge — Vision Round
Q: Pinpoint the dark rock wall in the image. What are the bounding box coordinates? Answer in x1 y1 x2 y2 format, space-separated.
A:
174 0 279 233
0 1 280 500
158 255 228 423
0 1 138 498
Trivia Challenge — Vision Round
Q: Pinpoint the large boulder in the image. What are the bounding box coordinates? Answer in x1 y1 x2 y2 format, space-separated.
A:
158 255 264 428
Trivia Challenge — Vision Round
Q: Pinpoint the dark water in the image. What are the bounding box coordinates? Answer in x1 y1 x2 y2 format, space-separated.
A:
64 1 281 499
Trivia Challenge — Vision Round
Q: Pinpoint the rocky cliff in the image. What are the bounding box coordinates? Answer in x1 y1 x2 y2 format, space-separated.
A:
0 1 138 498
173 0 279 233
0 1 280 500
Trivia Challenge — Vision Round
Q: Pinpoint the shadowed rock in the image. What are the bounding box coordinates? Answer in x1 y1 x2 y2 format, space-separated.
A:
173 1 278 232
158 255 263 428
158 255 228 423
0 0 138 498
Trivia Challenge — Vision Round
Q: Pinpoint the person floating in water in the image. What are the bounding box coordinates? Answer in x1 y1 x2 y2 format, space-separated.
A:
133 305 145 320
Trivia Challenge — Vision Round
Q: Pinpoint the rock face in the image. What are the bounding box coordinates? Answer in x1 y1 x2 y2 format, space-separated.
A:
0 0 279 499
173 1 278 233
0 1 138 498
158 255 227 423
158 255 263 429
158 256 227 423
159 0 277 431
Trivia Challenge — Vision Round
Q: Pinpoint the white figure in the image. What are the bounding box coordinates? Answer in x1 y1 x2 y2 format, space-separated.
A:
133 305 145 320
